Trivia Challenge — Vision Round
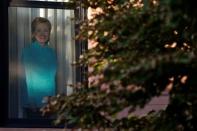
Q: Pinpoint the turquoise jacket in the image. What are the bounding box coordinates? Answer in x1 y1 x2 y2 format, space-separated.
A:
22 41 57 108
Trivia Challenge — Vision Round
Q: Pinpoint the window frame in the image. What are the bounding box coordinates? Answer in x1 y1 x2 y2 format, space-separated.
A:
9 0 75 9
0 0 87 128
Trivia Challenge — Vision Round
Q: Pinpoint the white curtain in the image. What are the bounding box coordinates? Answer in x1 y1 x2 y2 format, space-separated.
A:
8 6 75 118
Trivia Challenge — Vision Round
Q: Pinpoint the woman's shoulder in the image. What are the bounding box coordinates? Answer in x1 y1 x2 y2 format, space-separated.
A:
46 45 55 52
23 44 32 50
22 43 36 54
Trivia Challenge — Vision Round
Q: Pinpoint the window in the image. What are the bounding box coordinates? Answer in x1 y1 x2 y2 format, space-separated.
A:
8 0 85 121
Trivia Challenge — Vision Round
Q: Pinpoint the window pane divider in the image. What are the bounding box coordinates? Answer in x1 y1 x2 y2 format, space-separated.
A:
9 1 75 9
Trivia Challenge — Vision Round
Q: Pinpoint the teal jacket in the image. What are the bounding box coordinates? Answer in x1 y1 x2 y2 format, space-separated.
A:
22 41 57 108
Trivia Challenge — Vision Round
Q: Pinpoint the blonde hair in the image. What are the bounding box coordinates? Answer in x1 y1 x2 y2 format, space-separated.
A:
31 17 52 42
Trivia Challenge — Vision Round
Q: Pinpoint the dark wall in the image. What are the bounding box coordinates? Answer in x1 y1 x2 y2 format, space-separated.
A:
0 0 9 126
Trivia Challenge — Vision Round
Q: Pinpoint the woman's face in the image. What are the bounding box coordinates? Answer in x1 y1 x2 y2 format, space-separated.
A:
33 23 50 45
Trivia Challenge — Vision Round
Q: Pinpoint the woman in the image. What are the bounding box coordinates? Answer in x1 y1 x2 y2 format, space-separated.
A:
22 17 57 110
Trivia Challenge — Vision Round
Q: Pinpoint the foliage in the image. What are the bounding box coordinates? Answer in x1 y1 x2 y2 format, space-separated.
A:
41 0 197 130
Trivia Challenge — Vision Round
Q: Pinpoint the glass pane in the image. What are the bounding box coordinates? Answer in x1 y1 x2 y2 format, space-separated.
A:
8 7 75 119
